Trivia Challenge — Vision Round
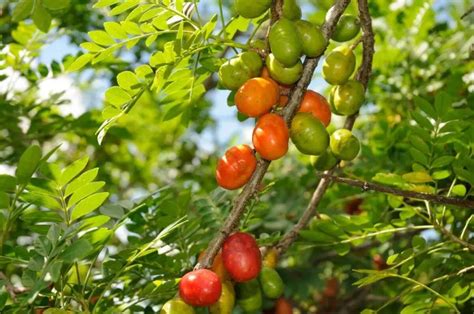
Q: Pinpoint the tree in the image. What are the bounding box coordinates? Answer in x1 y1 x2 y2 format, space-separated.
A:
0 0 472 313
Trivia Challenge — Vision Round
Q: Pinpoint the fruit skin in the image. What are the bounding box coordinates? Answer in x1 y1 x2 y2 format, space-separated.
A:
282 0 302 20
179 269 222 307
373 254 388 271
253 113 289 160
332 14 360 42
329 129 360 161
331 80 365 115
209 281 235 314
160 298 196 314
322 45 355 85
275 297 293 314
344 198 363 215
198 251 229 281
323 278 339 298
290 112 329 155
295 20 327 57
235 78 279 117
298 90 331 127
236 279 263 312
259 267 284 299
240 51 264 77
263 248 279 268
269 18 303 67
222 232 262 282
235 0 271 18
310 150 338 171
266 54 303 85
218 52 263 90
216 145 257 190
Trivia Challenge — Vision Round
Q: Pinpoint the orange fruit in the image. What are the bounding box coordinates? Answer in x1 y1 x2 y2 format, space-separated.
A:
216 145 257 190
235 77 279 117
298 90 331 126
252 113 289 160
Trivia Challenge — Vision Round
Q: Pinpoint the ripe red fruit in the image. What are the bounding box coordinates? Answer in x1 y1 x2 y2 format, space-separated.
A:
179 269 222 306
323 277 339 298
252 113 289 160
222 232 262 282
298 90 331 127
373 254 388 270
275 297 293 314
344 198 363 215
216 144 257 190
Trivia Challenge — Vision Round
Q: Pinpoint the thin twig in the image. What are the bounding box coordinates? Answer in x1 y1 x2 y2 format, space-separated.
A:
196 0 353 270
461 5 474 19
275 0 375 255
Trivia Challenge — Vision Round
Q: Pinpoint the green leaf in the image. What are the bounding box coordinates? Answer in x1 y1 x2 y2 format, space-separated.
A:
409 136 430 155
0 192 9 209
451 184 466 197
117 71 140 91
110 0 139 15
32 3 52 32
16 145 42 185
105 86 132 107
431 156 454 169
121 21 142 35
68 182 105 207
434 91 452 119
64 168 99 197
71 192 109 221
411 111 433 130
80 42 103 52
386 253 399 265
104 21 128 39
413 96 436 118
402 172 432 183
67 53 93 72
42 0 71 10
0 175 16 192
94 0 119 8
372 173 407 188
432 170 451 180
58 157 89 187
88 30 115 46
225 15 251 38
409 148 429 166
12 0 34 22
60 239 93 263
100 204 124 219
411 235 426 249
80 215 110 230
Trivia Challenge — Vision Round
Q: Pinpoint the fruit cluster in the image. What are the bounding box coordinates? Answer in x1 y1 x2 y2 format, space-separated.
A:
161 233 287 313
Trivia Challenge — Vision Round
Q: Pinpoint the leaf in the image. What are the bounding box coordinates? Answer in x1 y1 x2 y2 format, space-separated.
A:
372 173 407 188
105 86 132 107
225 15 251 38
12 0 34 22
121 21 142 35
59 239 93 263
110 0 140 15
42 0 71 10
58 157 89 187
409 136 430 155
64 168 99 197
104 21 128 39
402 172 432 183
451 184 466 197
100 204 124 219
409 148 429 166
16 145 42 184
434 91 452 119
117 71 140 91
431 156 454 169
32 3 52 32
71 192 109 221
432 170 451 180
0 192 9 209
68 182 105 207
80 215 110 230
67 53 93 72
411 111 433 130
411 235 426 249
413 96 436 118
0 175 16 192
94 0 119 8
88 30 115 46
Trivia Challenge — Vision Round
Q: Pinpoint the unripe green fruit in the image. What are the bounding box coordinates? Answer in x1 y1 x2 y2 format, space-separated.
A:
332 14 360 42
235 0 272 18
269 18 303 67
240 51 263 77
210 281 235 314
259 267 284 299
310 150 338 171
295 20 327 57
330 129 360 161
250 38 266 50
266 53 303 85
322 45 355 85
290 112 329 155
237 279 263 312
218 52 263 90
331 80 365 115
160 298 195 314
282 0 302 20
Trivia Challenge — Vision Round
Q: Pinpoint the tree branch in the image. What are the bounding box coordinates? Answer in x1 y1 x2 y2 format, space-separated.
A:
196 0 353 270
276 0 375 255
461 5 474 20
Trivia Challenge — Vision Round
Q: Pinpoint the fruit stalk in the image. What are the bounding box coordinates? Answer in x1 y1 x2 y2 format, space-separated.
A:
196 0 353 270
275 0 375 255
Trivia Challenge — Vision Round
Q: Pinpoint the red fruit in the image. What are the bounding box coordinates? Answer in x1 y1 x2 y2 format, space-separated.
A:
179 269 222 306
373 254 388 270
298 90 331 127
252 113 289 160
275 297 293 314
344 198 363 215
216 144 257 190
222 232 262 282
235 77 280 117
323 278 339 298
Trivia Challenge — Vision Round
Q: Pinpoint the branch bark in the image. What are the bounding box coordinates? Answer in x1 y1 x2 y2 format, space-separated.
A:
196 0 353 270
276 0 375 255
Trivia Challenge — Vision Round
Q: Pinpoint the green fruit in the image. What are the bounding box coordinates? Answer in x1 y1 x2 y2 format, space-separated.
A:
328 87 342 115
282 0 302 20
269 18 303 67
239 51 263 77
332 80 365 115
266 53 303 85
218 58 251 90
259 267 284 299
330 129 360 161
237 279 263 312
295 20 327 57
235 0 272 18
210 281 235 314
290 112 329 155
332 14 360 42
160 298 195 314
250 39 266 50
310 150 338 171
322 45 356 85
